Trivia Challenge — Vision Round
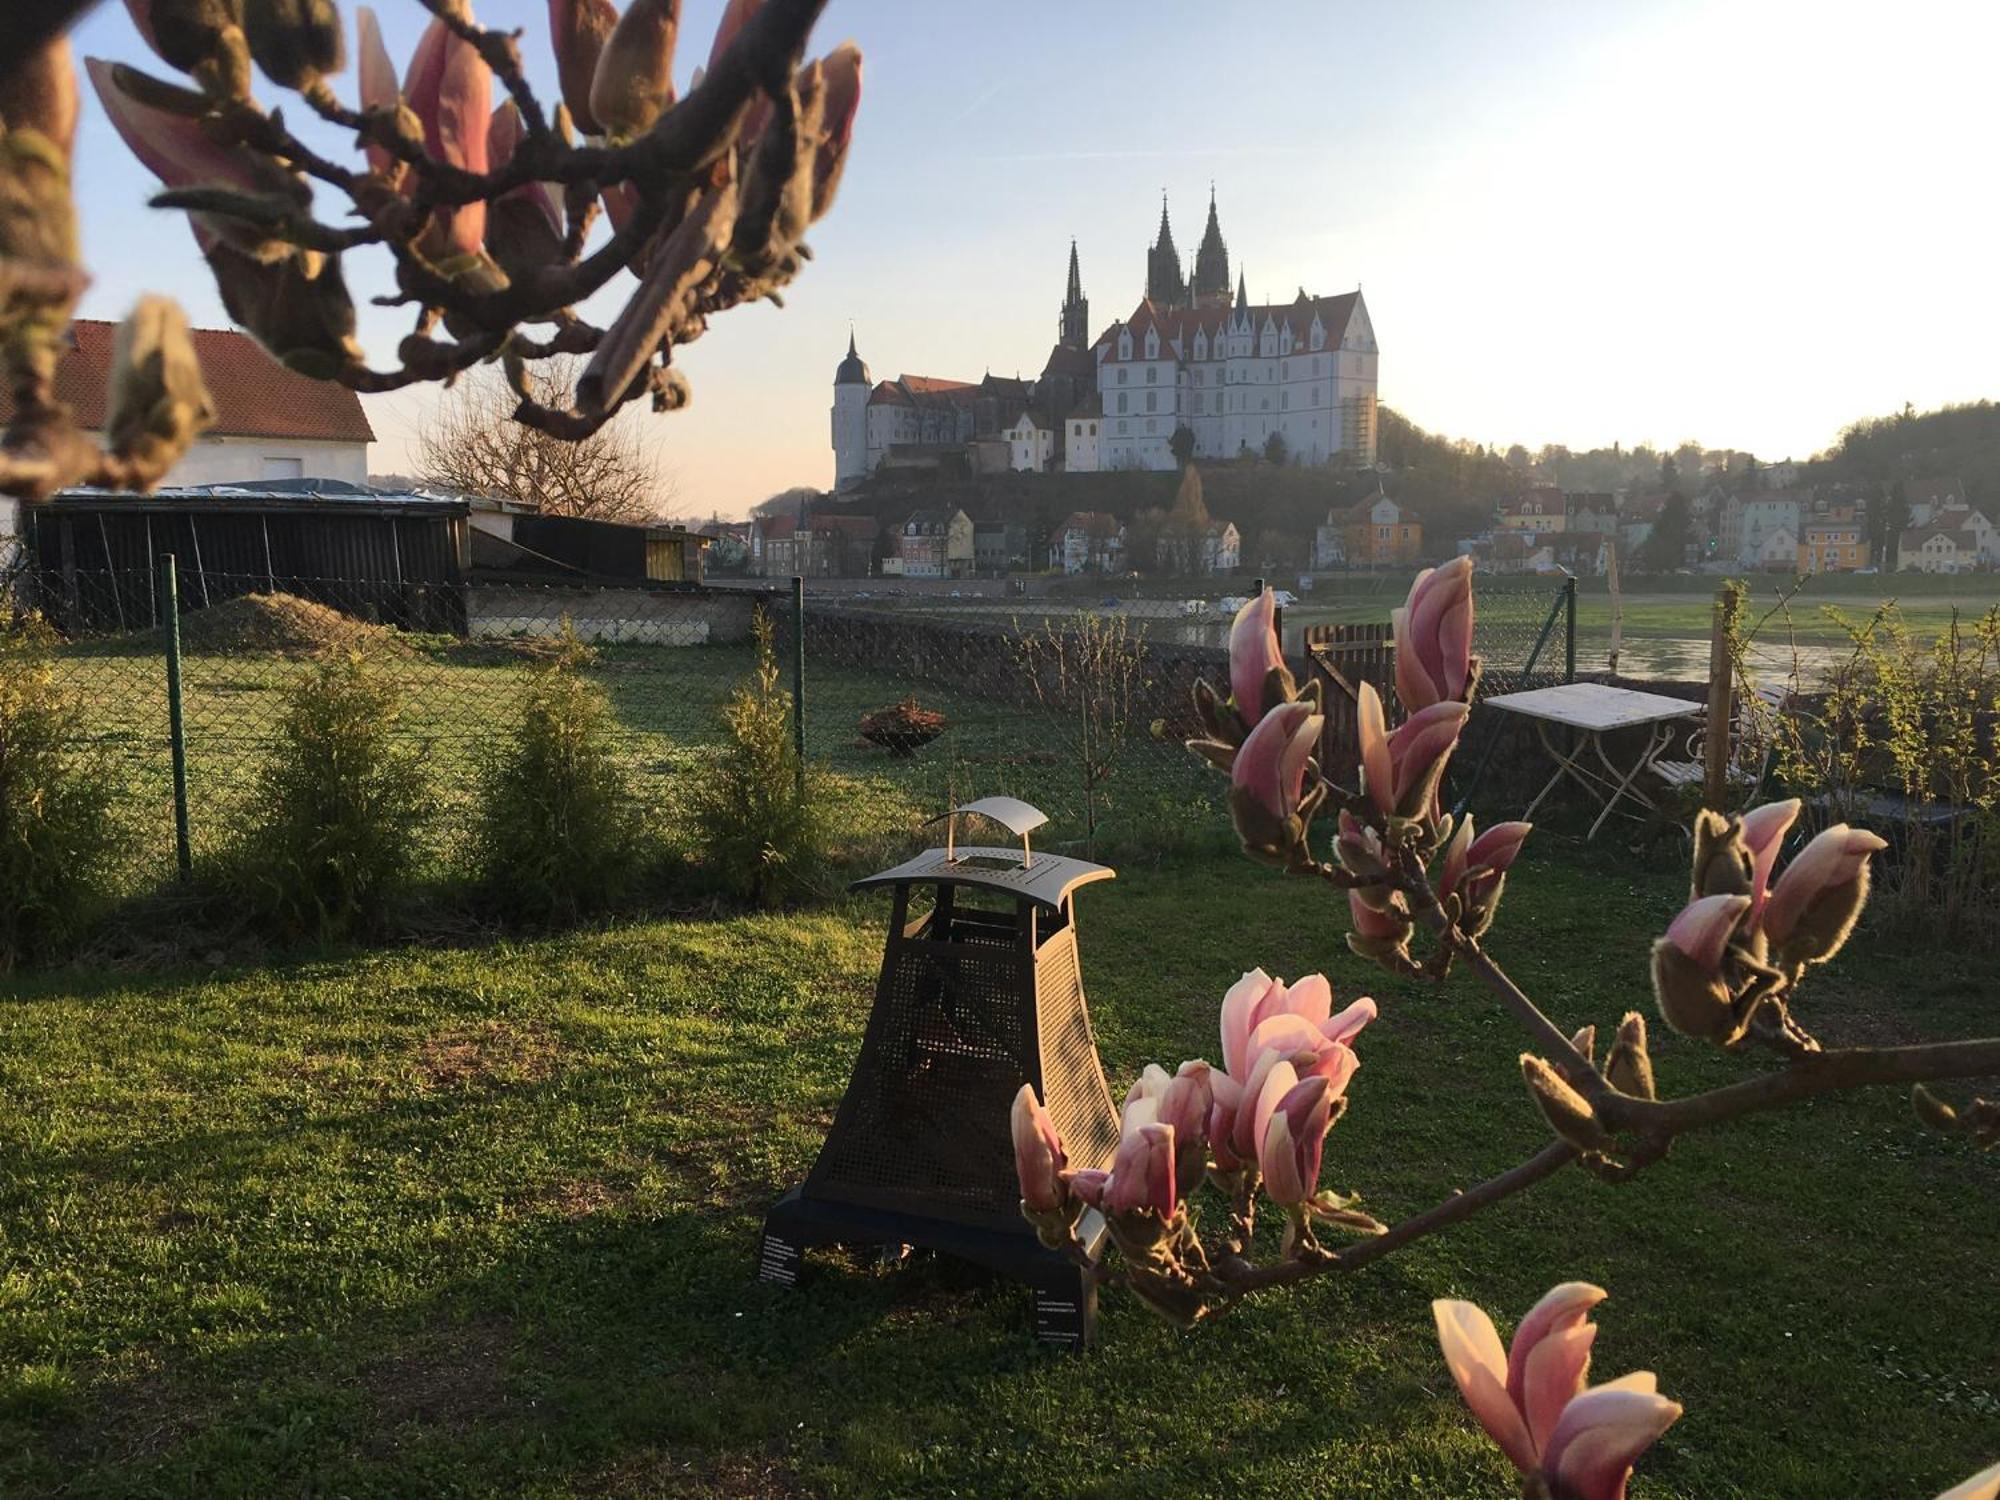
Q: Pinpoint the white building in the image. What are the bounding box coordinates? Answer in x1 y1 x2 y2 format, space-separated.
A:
1749 524 1799 570
1723 492 1804 566
832 197 1378 485
1052 511 1124 575
1002 408 1056 472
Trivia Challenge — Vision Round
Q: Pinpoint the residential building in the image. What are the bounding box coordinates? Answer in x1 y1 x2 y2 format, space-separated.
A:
1342 492 1424 567
1898 502 1997 572
900 508 974 579
1498 486 1565 532
1002 408 1056 472
1798 517 1869 573
0 318 373 486
751 511 878 578
1311 507 1348 569
1565 492 1619 537
1052 511 1124 575
973 521 1028 574
1161 520 1240 575
1904 477 1965 526
1064 394 1102 473
1722 491 1805 566
1749 524 1799 571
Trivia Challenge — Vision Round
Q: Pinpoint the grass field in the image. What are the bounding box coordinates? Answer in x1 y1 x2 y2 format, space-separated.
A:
3 837 1996 1497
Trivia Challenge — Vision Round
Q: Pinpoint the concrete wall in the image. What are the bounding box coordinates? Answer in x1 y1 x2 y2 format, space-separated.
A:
466 584 764 646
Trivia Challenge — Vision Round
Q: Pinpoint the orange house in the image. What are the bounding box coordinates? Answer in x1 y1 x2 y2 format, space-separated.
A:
1342 492 1424 566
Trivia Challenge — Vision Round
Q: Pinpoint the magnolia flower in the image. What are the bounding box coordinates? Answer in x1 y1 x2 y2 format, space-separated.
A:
590 0 680 140
1650 892 1751 1043
1219 969 1375 1082
1760 822 1887 971
1434 1283 1681 1500
1257 1073 1332 1206
1125 1061 1214 1193
403 14 491 261
1105 1120 1176 1219
1009 1083 1065 1214
1231 699 1321 824
1358 682 1467 820
1394 554 1475 712
548 0 619 135
1229 588 1285 727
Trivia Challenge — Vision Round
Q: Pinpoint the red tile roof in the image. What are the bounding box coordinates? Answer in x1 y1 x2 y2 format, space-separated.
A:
0 319 374 445
1094 292 1361 363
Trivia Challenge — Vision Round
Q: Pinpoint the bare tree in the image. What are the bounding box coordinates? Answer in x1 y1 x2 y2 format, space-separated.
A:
418 359 673 523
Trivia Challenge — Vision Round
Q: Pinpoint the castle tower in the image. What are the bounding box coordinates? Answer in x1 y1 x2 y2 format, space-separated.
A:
1192 186 1231 308
831 329 872 490
1145 194 1186 307
1059 239 1089 350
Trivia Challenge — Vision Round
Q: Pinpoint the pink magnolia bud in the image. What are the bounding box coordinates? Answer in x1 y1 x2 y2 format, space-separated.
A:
1064 1167 1109 1210
486 100 562 236
1663 893 1748 976
1738 797 1800 923
1229 587 1284 727
706 0 760 72
1358 680 1395 816
1393 554 1475 712
1207 1069 1247 1171
1348 886 1411 943
548 0 618 136
1257 1074 1332 1207
1435 1284 1679 1497
87 55 266 194
1387 700 1470 816
403 15 491 260
810 42 860 221
590 0 679 141
354 7 400 175
1159 1062 1213 1153
1230 700 1320 824
1106 1121 1175 1219
1010 1084 1066 1214
1760 822 1887 970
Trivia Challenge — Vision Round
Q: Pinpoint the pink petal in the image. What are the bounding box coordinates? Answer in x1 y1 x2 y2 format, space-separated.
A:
1663 894 1749 975
1258 1106 1305 1204
1248 1058 1300 1171
1506 1282 1608 1417
1433 1299 1538 1475
1281 973 1333 1029
1542 1384 1683 1500
1320 996 1378 1047
1230 588 1284 726
1394 605 1440 714
1220 968 1279 1082
1936 1459 2000 1500
1466 820 1533 876
1357 681 1394 816
1521 1323 1597 1456
1762 822 1886 945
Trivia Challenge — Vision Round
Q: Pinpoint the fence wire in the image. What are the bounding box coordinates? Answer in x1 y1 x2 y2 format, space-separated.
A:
2 559 1573 899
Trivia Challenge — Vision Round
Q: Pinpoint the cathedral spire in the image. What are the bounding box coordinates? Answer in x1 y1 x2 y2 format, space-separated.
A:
1146 191 1186 307
1193 186 1230 308
1059 238 1089 350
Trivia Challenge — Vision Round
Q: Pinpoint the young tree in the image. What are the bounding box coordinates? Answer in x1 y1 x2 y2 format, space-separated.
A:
1264 430 1289 466
418 358 673 523
1640 492 1692 572
1170 424 1197 467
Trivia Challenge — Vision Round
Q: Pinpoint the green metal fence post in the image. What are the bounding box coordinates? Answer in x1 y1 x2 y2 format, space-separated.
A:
160 552 193 881
1563 573 1577 683
790 576 806 798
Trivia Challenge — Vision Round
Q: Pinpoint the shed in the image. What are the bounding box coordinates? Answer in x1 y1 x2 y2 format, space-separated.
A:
21 480 469 634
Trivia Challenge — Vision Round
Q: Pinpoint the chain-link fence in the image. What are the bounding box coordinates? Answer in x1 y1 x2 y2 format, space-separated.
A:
2 557 1574 901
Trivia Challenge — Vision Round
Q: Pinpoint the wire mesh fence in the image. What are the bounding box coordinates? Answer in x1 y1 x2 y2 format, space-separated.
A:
1 556 1575 904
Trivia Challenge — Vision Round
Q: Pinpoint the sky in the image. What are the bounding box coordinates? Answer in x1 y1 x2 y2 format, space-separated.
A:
66 0 2000 518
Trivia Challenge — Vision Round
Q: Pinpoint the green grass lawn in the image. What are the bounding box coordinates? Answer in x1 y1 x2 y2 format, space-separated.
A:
3 838 1996 1497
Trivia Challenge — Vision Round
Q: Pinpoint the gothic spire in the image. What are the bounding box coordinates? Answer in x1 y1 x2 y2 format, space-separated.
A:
1193 186 1230 307
1059 237 1089 350
1147 192 1185 307
1066 239 1082 303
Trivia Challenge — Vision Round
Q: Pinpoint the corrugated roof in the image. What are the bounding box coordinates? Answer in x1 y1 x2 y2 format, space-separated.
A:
1 320 374 445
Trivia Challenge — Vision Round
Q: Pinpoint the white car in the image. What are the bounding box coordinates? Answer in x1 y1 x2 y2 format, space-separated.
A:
1272 589 1298 607
1217 595 1249 615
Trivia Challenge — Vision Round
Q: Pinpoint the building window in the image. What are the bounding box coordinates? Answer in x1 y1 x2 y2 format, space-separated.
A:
1117 393 1128 414
1146 392 1157 413
1118 419 1128 434
1146 419 1156 434
1147 366 1157 384
1089 423 1096 435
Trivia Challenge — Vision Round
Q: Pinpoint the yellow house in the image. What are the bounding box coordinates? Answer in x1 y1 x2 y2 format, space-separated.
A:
1798 518 1869 573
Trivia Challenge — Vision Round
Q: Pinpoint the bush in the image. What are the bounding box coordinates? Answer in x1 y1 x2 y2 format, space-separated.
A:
689 612 827 905
226 650 430 941
472 632 640 921
0 619 120 968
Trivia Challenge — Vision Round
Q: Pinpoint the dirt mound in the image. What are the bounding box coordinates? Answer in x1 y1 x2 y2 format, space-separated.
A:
179 591 411 658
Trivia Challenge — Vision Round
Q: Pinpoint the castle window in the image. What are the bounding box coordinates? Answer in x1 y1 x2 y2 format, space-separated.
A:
1146 391 1157 413
1312 386 1321 404
1089 423 1096 435
1147 366 1157 384
1117 392 1128 414
1117 368 1127 385
1118 419 1128 434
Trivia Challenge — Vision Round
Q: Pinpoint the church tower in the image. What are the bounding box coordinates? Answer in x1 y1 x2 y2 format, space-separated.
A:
831 330 872 490
1145 194 1186 307
1192 187 1232 308
1059 239 1089 350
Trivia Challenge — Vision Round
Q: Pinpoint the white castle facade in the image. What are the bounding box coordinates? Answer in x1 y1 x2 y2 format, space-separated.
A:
831 194 1378 489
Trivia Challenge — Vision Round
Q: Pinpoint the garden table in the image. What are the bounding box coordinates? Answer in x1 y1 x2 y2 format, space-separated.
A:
1484 683 1702 840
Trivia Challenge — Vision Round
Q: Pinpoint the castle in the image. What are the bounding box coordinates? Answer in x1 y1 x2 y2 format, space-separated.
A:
831 193 1379 489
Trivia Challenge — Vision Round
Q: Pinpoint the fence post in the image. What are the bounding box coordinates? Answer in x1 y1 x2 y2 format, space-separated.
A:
1563 574 1577 683
790 576 806 798
1702 582 1742 810
160 552 193 881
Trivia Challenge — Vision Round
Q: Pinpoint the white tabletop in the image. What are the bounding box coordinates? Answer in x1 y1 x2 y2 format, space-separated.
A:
1484 682 1701 732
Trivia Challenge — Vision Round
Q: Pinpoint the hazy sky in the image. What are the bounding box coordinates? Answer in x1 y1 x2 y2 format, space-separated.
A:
67 0 2000 517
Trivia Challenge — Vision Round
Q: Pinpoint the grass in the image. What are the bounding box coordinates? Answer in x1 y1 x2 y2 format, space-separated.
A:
2 835 1996 1497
